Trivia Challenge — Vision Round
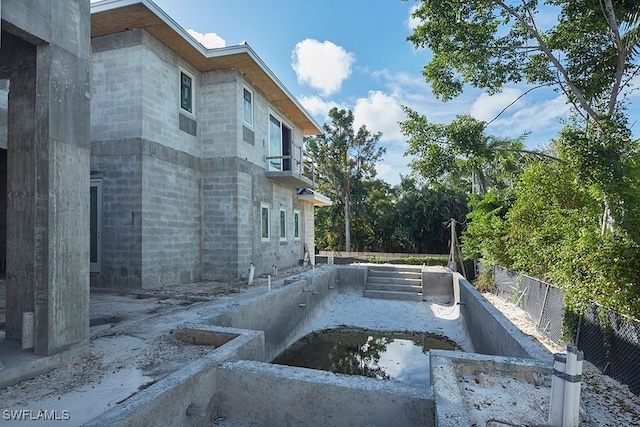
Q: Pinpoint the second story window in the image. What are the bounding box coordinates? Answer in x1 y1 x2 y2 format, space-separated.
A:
180 70 194 114
243 87 253 127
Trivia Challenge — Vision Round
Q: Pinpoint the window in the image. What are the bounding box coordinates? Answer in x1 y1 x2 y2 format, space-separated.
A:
180 70 194 114
261 204 270 241
293 210 300 240
279 209 287 241
268 112 292 172
243 87 253 127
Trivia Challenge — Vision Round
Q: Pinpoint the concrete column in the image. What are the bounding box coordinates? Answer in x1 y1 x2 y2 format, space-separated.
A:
1 0 91 356
4 33 37 344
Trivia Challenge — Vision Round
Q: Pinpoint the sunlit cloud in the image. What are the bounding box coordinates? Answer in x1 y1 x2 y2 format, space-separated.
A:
353 91 405 143
186 29 226 49
470 88 526 123
488 95 572 145
299 95 342 121
406 5 422 31
292 39 355 96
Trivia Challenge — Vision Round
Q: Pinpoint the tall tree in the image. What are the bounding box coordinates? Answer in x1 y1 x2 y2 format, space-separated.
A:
400 110 528 194
407 0 640 239
306 108 385 251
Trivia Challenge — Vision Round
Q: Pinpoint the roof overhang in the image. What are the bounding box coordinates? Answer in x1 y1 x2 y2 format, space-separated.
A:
90 0 322 135
297 189 333 207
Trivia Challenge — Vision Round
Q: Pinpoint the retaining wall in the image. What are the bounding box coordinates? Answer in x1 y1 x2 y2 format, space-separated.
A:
208 266 341 361
84 326 264 427
456 273 549 360
215 360 433 427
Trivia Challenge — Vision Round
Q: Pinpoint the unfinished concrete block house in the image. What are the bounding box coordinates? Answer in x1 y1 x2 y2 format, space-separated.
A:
89 0 330 289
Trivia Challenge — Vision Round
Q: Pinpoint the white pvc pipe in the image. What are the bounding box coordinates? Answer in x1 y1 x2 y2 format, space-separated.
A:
22 311 35 350
562 345 583 427
248 263 255 284
268 275 271 292
548 353 566 426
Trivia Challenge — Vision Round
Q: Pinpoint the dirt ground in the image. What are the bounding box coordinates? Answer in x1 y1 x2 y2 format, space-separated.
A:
0 269 639 426
483 293 640 427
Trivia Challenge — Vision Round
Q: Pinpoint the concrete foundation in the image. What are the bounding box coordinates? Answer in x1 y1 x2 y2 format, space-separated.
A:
216 360 433 427
83 325 265 427
4 265 550 426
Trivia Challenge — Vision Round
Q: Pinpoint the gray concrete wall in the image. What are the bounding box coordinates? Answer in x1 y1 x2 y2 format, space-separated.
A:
141 151 201 288
422 267 454 299
216 360 434 427
1 0 91 355
430 350 551 427
209 267 339 361
0 80 7 149
90 28 317 286
90 143 143 288
456 273 549 360
84 326 265 427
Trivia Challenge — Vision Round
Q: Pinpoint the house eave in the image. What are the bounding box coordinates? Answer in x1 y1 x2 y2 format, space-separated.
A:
297 190 333 207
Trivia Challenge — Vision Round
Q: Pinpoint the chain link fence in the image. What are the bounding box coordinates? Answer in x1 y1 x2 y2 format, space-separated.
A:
494 266 564 343
492 265 640 396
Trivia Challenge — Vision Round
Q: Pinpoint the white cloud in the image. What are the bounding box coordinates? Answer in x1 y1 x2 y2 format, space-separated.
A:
376 143 412 186
292 39 355 96
299 95 341 120
353 91 405 143
488 95 571 145
470 88 525 122
186 29 226 49
406 5 422 31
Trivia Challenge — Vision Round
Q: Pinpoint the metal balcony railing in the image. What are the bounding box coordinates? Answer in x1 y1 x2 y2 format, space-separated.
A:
265 142 318 188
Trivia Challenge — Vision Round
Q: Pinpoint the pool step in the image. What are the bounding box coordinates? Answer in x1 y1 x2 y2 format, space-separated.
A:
366 283 423 293
364 289 424 301
365 266 423 301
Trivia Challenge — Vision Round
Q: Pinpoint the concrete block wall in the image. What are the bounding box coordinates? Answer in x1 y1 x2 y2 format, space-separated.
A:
141 30 200 158
201 70 238 159
90 147 143 288
141 153 201 288
91 35 143 141
90 28 317 287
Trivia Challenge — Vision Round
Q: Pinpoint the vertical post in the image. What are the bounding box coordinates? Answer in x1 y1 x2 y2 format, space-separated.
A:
538 282 551 327
248 263 254 285
562 345 583 427
548 353 566 426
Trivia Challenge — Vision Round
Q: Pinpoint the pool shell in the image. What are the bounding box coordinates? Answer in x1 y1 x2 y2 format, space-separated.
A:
272 327 461 385
83 265 552 427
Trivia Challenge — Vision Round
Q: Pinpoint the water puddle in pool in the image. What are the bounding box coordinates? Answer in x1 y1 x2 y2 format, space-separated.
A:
272 327 461 385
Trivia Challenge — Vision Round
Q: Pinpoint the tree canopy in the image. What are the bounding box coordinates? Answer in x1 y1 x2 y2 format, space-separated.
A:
405 0 640 318
408 0 640 121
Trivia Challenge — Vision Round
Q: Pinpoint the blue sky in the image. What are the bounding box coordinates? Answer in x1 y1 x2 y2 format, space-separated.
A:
143 0 638 185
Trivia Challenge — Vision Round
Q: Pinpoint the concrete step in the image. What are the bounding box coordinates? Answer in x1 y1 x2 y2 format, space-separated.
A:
366 283 422 293
367 270 422 280
364 289 423 301
367 276 421 286
367 265 423 273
